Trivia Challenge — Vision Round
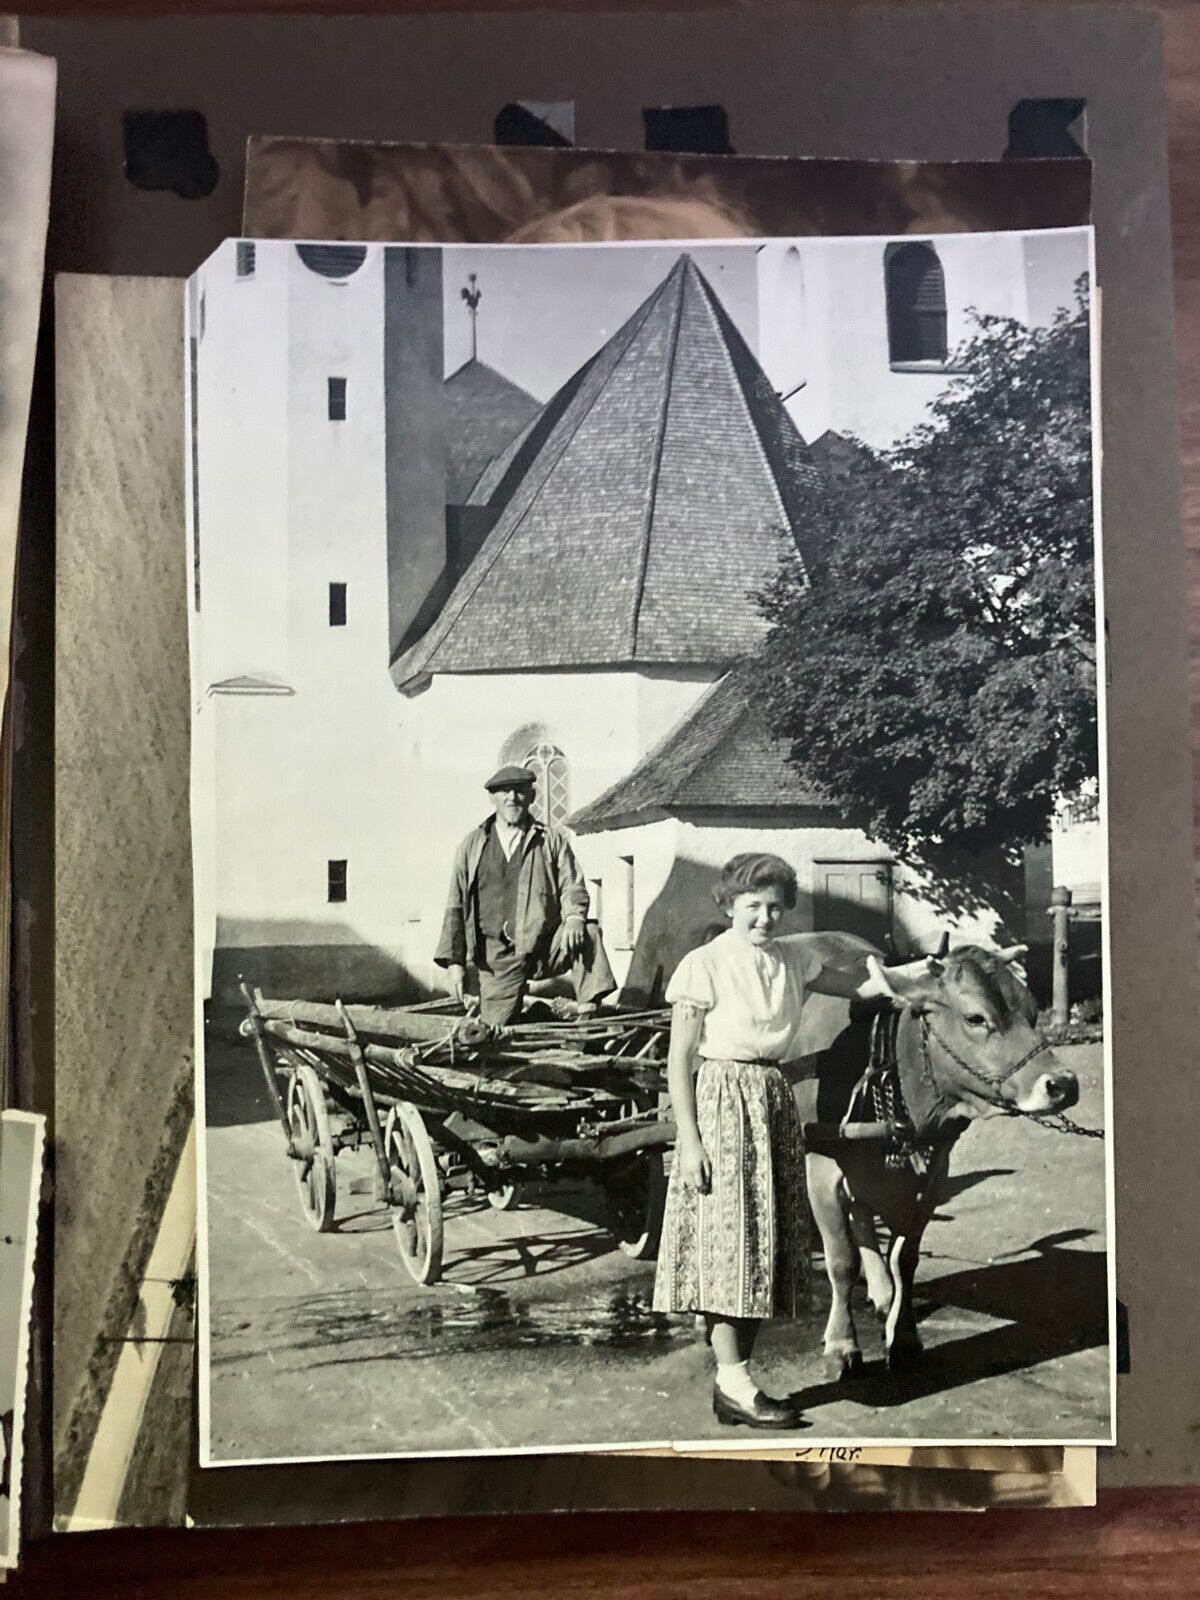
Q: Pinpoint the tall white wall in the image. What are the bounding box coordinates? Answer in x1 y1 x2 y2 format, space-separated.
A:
201 648 720 998
192 240 291 689
284 246 390 700
757 230 1089 451
193 242 410 996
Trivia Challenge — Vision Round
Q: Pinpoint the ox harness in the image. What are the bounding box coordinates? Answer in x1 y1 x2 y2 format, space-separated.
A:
842 1009 948 1176
918 1014 1105 1140
839 1009 1104 1165
838 1017 1107 1171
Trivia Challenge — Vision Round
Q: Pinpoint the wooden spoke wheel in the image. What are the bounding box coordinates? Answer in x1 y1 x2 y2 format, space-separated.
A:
385 1102 444 1286
485 1181 519 1212
602 1151 667 1260
286 1063 337 1233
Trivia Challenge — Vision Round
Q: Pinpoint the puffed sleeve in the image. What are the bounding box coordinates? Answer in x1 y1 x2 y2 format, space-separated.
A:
780 935 825 990
665 944 716 1010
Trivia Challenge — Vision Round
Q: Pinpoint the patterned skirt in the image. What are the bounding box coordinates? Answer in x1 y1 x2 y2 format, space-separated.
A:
653 1057 810 1320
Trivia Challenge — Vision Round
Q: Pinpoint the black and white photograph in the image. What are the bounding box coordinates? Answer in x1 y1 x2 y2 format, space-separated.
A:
1 1111 45 1568
189 230 1111 1464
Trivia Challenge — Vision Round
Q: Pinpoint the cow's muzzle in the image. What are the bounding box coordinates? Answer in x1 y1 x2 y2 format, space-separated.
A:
1015 1068 1080 1116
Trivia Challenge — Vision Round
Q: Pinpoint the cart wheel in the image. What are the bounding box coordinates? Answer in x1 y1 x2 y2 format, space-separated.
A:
385 1103 444 1286
485 1182 519 1212
286 1063 337 1233
603 1152 667 1260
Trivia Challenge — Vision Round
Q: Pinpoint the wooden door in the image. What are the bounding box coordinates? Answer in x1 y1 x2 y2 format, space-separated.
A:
813 861 894 950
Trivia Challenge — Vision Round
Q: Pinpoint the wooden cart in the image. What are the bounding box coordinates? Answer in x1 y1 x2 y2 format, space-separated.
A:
238 987 675 1286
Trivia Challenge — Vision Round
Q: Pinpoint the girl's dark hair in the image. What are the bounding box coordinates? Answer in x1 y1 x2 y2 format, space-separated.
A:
712 853 798 913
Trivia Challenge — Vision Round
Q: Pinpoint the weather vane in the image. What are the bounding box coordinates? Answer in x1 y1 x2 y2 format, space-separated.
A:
461 272 482 362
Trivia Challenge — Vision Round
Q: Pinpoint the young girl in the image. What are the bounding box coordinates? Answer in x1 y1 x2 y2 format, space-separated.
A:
653 852 912 1429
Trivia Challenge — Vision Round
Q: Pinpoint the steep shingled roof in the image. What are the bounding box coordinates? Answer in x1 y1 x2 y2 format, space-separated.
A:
569 663 828 833
392 254 827 691
443 358 540 503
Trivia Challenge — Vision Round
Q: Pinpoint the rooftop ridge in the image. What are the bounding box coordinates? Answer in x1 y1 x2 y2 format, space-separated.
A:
392 263 684 688
628 263 689 658
392 251 827 689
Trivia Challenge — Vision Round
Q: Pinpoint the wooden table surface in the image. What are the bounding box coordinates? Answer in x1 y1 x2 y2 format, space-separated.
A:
9 0 1200 1592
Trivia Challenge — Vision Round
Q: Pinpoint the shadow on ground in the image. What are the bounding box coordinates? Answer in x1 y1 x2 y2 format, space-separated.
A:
790 1241 1106 1414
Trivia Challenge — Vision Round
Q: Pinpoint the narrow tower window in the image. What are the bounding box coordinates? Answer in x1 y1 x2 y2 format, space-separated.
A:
329 583 347 627
327 859 348 903
328 376 347 421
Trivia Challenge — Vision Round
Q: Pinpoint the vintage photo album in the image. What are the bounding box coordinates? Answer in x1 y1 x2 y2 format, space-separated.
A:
5 0 1199 1562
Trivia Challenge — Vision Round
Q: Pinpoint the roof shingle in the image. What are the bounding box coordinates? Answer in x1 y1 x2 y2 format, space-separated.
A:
442 358 540 503
392 254 828 689
569 663 828 832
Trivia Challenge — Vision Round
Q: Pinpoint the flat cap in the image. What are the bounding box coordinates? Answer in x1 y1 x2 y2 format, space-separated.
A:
484 765 536 791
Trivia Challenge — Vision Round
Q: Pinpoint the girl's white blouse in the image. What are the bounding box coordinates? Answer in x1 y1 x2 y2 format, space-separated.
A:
665 928 824 1062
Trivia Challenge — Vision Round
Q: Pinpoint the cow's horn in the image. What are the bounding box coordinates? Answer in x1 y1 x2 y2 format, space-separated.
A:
935 931 950 959
995 943 1029 963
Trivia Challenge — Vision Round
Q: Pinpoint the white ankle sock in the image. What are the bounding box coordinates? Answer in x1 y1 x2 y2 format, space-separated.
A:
715 1360 759 1407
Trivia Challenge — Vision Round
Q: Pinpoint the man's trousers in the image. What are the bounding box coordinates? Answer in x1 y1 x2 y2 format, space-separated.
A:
475 921 617 1025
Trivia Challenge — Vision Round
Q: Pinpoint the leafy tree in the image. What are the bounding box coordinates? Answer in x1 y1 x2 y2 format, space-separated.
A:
753 281 1097 860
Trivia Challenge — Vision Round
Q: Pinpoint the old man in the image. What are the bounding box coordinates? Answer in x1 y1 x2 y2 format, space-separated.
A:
435 765 616 1025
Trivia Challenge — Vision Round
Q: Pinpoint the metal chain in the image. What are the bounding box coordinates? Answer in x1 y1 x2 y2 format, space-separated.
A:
921 1017 1105 1140
1036 1110 1106 1140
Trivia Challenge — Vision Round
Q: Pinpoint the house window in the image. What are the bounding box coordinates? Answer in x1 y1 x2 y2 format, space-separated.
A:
589 877 603 930
236 241 256 279
523 740 569 828
884 242 948 366
618 856 635 949
327 859 348 904
329 582 347 626
328 376 347 421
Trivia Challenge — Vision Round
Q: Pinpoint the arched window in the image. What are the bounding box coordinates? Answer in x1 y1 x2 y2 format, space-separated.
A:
884 242 948 365
523 740 570 829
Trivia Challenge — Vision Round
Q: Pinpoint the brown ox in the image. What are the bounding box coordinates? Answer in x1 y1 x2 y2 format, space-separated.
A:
790 933 1080 1378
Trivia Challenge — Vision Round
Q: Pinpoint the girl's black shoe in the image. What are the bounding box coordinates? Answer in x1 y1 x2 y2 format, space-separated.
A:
712 1386 801 1429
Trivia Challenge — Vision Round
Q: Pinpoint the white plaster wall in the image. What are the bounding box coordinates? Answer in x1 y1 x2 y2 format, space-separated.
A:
200 654 720 998
572 814 1013 998
758 231 1089 451
209 682 409 952
569 816 680 985
755 242 806 401
389 667 717 982
1023 229 1091 328
192 240 291 688
284 246 390 701
194 241 414 990
634 666 722 753
1051 814 1104 903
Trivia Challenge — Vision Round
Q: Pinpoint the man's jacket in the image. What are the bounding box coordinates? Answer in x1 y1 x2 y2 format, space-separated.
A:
434 816 590 968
